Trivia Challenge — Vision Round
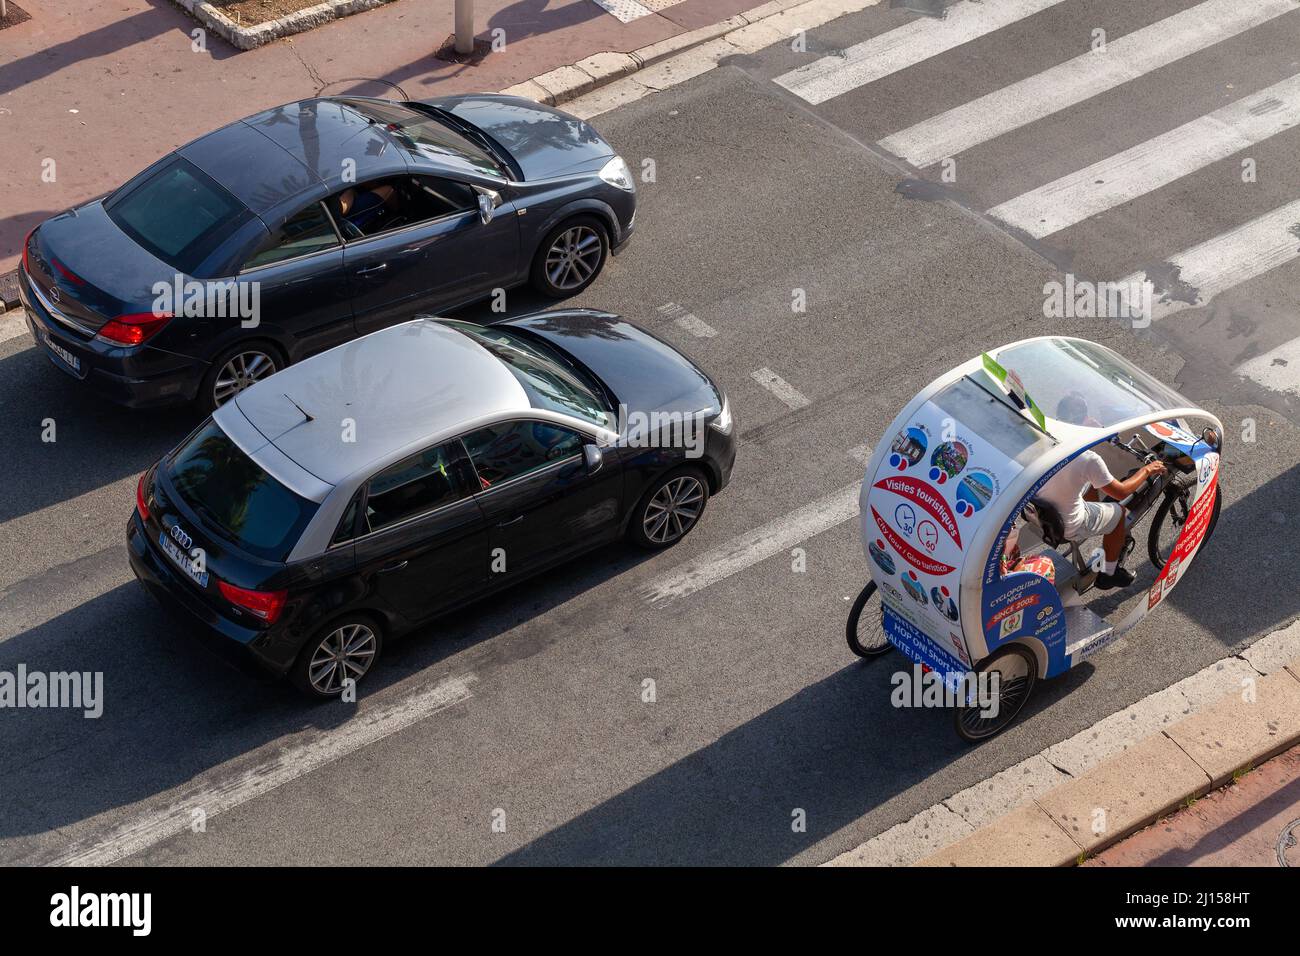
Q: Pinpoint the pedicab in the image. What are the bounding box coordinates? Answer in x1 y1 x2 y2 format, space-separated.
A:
847 337 1223 741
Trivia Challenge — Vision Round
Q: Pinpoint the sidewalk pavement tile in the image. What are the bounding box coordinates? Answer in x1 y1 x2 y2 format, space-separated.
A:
916 803 1078 867
1037 733 1210 855
1166 668 1300 787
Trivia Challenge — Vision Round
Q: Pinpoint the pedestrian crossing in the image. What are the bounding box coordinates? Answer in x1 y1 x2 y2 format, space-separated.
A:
771 0 1300 400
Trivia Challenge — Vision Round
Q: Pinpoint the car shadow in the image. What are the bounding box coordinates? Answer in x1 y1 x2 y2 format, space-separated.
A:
0 536 653 852
0 344 195 525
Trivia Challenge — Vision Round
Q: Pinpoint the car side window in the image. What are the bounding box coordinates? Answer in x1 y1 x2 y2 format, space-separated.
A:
364 442 473 533
243 202 340 269
462 421 584 490
327 175 476 241
331 493 362 546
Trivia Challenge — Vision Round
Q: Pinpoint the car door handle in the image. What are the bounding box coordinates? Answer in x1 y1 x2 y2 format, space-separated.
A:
378 560 408 573
497 516 523 528
356 263 389 275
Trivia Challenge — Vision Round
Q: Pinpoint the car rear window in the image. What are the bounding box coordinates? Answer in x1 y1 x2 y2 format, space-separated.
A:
164 421 318 562
106 157 249 275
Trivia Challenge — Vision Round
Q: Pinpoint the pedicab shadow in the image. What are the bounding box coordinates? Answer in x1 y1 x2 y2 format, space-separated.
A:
493 639 1093 867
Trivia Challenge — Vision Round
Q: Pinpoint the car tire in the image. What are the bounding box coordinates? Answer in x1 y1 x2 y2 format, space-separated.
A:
627 467 710 550
199 340 285 413
290 615 384 700
529 215 609 298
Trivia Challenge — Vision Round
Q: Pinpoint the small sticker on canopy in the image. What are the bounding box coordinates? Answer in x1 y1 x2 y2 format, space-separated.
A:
981 353 1047 431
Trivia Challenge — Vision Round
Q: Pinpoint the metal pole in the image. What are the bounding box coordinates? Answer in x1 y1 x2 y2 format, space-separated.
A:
454 0 474 55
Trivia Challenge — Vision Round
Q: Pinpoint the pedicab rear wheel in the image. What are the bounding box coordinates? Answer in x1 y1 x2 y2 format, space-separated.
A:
954 644 1037 743
846 581 892 658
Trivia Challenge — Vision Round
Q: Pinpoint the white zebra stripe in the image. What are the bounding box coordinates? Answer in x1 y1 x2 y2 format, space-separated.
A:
1121 197 1300 322
880 0 1300 167
987 73 1300 237
775 0 1074 105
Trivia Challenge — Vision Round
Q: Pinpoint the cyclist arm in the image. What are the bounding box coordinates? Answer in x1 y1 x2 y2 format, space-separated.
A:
1099 461 1166 501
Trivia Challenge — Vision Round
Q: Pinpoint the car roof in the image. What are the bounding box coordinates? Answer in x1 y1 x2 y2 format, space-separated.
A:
177 98 484 223
228 319 530 487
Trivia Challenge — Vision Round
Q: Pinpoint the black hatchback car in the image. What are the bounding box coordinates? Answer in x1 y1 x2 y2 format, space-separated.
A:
127 310 735 698
20 95 636 411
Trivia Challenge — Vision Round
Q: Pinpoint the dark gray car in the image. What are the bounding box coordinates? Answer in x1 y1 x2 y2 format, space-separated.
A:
18 95 637 411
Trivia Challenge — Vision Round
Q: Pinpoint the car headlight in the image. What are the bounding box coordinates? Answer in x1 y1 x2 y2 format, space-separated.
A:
710 394 732 434
599 155 635 192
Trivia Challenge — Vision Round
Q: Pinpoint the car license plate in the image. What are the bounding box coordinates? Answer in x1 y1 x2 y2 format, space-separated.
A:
41 329 81 372
159 531 209 588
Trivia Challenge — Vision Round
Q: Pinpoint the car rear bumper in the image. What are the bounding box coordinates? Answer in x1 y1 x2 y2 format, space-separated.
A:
127 514 291 678
20 269 204 409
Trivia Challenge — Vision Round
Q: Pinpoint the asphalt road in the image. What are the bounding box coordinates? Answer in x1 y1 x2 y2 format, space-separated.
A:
1 0 1298 865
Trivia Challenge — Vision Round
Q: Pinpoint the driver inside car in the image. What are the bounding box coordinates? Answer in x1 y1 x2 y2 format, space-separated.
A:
1039 393 1166 591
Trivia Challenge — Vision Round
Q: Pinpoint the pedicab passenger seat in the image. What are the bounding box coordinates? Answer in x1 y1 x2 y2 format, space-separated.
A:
1025 499 1067 549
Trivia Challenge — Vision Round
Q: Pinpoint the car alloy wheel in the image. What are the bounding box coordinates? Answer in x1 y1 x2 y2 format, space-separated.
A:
212 349 277 406
643 474 705 545
307 622 378 696
545 225 603 290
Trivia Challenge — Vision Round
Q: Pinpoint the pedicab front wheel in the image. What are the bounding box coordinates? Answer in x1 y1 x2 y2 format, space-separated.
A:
846 581 892 658
954 644 1037 743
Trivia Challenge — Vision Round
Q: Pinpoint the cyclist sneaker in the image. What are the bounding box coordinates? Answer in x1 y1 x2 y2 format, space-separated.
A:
1095 566 1136 591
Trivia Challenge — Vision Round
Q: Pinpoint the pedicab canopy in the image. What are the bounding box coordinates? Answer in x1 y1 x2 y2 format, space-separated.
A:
859 337 1222 689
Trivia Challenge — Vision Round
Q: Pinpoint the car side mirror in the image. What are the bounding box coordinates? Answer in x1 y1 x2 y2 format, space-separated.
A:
1202 426 1220 450
583 444 603 475
474 187 502 225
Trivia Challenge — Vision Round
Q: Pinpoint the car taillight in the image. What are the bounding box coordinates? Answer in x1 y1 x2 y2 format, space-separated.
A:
97 312 173 347
136 470 151 521
218 581 287 624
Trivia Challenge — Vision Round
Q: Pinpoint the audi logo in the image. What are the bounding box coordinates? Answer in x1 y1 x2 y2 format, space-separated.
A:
169 524 193 550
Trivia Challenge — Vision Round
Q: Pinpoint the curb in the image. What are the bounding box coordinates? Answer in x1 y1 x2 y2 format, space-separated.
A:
915 656 1300 867
501 0 881 111
171 0 399 52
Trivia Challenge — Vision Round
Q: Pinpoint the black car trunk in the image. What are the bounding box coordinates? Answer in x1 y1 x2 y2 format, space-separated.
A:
26 203 170 335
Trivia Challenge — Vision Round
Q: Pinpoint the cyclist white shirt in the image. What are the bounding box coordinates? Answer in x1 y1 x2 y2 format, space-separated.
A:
1039 450 1115 540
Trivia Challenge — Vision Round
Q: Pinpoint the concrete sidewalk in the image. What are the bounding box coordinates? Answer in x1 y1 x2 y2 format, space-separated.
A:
0 0 768 274
1085 743 1300 867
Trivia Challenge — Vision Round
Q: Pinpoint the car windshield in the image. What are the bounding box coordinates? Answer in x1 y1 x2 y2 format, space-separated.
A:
164 420 319 562
105 157 249 275
994 338 1192 430
338 99 504 178
444 321 616 430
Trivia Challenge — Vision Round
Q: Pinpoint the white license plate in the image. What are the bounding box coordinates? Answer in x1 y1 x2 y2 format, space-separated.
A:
159 531 209 588
41 329 81 372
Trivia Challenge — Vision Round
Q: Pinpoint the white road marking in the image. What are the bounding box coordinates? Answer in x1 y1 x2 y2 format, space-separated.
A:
775 0 1073 105
987 73 1300 237
674 313 717 338
657 302 717 337
0 309 30 346
751 367 811 409
641 482 860 605
1236 333 1300 396
880 0 1299 167
1119 197 1300 322
41 673 477 866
